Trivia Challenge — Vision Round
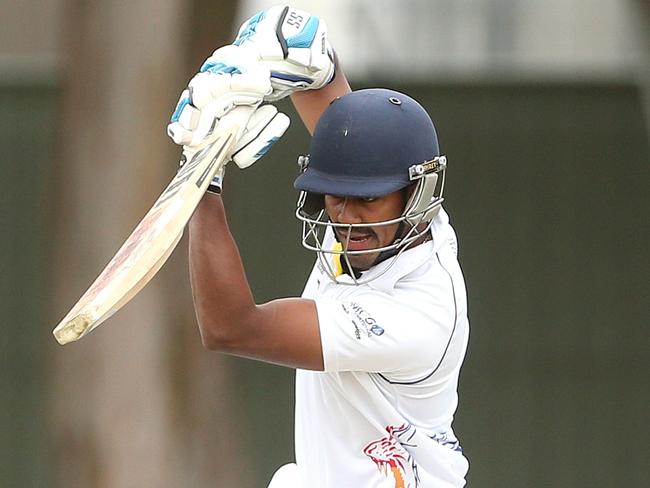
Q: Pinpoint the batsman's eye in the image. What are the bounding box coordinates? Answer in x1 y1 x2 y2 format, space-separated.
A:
362 197 377 203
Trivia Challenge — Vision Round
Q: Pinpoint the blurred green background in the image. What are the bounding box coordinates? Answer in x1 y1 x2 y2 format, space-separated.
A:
1 1 649 487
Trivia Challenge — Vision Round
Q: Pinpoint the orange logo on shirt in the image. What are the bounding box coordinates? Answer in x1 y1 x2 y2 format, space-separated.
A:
363 424 419 488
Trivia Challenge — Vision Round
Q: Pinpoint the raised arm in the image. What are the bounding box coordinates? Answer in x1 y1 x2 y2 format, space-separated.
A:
290 59 351 134
188 194 323 370
171 6 346 370
233 4 351 134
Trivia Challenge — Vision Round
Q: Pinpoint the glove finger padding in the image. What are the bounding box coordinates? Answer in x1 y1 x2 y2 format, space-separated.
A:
168 45 272 148
232 105 290 169
203 104 290 194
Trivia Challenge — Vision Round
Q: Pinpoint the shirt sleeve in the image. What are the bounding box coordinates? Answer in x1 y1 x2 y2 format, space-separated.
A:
315 289 456 375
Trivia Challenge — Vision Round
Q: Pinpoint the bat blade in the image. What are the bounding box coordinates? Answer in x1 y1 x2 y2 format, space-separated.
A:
54 231 183 344
53 107 253 345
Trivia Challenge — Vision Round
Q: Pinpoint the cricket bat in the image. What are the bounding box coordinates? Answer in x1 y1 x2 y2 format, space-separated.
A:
52 106 254 345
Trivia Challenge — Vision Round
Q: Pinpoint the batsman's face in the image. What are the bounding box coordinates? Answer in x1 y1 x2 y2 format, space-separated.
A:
325 191 405 271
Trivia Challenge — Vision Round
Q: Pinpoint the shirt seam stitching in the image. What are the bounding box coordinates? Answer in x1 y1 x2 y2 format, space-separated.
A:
378 251 458 385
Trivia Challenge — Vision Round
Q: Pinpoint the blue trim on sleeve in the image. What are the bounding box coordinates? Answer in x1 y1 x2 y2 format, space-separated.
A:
285 16 319 49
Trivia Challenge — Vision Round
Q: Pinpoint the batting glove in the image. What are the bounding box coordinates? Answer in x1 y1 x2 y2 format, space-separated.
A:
234 5 336 101
167 44 272 148
169 46 290 194
207 104 290 194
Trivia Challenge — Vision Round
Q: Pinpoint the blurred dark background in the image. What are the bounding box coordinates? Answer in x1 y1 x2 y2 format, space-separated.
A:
1 0 648 487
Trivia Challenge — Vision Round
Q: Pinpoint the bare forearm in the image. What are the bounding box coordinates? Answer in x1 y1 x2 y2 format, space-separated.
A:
290 62 352 134
188 193 255 349
187 194 323 369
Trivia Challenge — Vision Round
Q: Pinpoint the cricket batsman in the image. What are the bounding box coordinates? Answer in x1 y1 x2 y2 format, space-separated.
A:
168 5 470 487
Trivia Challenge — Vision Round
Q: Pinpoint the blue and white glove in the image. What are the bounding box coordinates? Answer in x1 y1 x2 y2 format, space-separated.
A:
168 44 290 193
234 5 336 101
168 45 271 148
207 105 290 193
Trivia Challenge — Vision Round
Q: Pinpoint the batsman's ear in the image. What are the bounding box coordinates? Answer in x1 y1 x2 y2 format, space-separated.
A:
231 105 290 169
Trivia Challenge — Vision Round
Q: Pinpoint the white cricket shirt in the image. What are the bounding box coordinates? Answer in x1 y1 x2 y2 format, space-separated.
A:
295 209 470 487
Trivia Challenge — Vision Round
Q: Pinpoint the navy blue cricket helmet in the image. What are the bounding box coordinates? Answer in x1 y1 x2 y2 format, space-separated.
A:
294 88 440 199
293 88 448 285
